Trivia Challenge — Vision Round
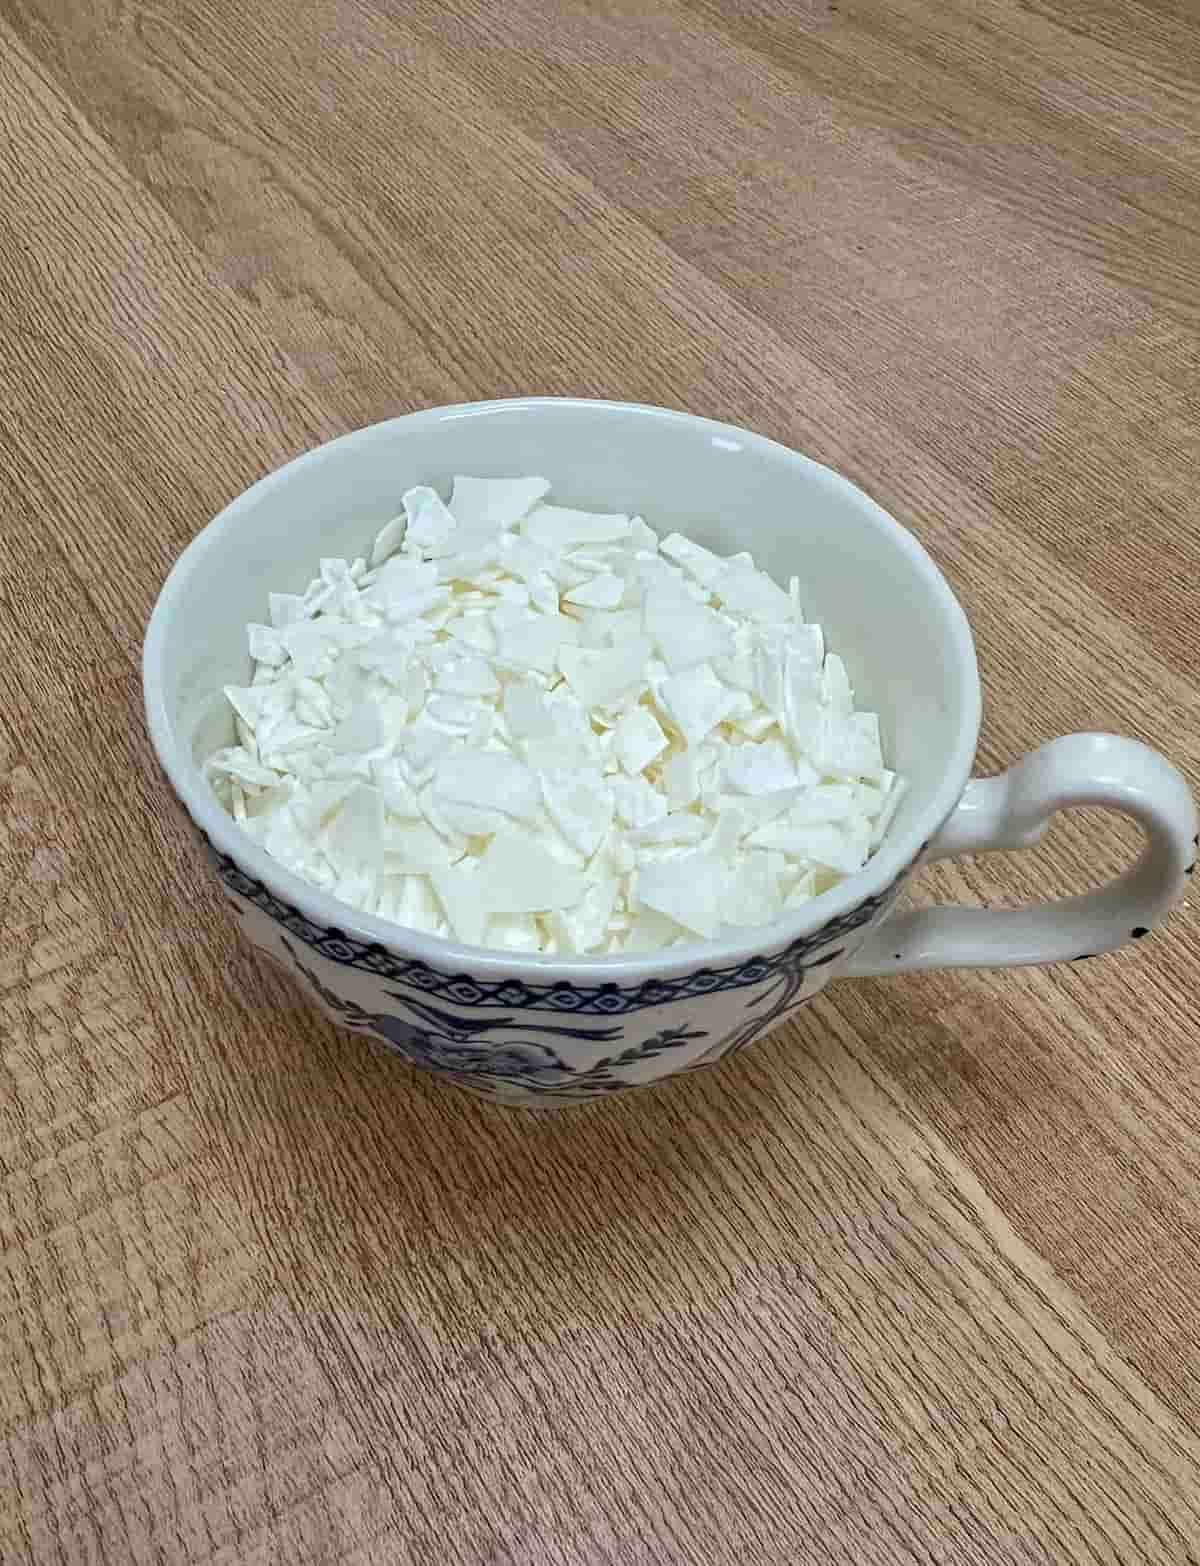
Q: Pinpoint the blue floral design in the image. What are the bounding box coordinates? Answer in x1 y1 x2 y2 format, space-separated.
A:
282 939 705 1099
684 872 912 1070
210 833 925 1098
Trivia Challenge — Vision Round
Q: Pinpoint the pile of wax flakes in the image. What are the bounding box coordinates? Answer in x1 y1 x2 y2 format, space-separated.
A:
206 476 905 954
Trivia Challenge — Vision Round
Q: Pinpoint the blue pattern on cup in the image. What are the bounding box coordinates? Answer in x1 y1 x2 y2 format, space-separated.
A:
209 841 913 1101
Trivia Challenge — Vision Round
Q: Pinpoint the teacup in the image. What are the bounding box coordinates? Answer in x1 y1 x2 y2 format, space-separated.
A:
143 399 1197 1107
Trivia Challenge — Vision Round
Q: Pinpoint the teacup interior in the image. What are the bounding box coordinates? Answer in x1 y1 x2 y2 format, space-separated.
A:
159 400 976 848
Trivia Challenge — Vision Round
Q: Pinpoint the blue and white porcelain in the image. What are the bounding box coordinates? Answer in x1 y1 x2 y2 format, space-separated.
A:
143 400 1197 1108
207 841 918 1104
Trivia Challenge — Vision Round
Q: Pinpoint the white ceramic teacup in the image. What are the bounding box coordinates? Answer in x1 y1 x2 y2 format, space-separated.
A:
143 399 1197 1107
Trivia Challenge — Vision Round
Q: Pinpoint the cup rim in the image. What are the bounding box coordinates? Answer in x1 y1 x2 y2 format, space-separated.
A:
143 396 981 982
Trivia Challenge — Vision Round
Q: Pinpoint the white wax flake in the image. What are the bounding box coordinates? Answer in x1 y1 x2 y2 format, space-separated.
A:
330 702 384 755
260 806 319 872
723 852 783 929
450 475 550 529
564 573 625 610
255 705 319 755
636 855 728 939
783 674 823 756
613 705 669 775
264 723 329 771
660 532 726 589
660 749 701 810
446 613 496 655
501 533 557 586
248 623 288 667
813 711 885 782
661 615 735 676
486 914 545 953
386 873 445 935
492 598 532 629
435 752 541 824
222 683 278 732
436 528 502 583
370 513 407 567
607 838 637 877
401 486 458 557
250 665 280 693
573 610 620 650
732 709 777 742
497 615 579 676
429 865 490 947
368 556 439 594
788 623 825 676
722 738 802 797
749 821 870 874
752 633 785 715
424 694 490 736
610 774 668 829
642 583 735 674
744 787 858 849
205 747 282 791
552 874 619 955
870 772 907 847
714 561 795 624
565 554 624 586
324 784 385 870
302 575 333 611
783 869 818 910
280 621 375 678
629 813 709 848
528 571 560 615
657 663 737 748
294 678 336 730
521 737 594 778
540 769 613 860
620 906 683 951
245 780 292 820
707 803 746 864
821 654 854 713
383 820 455 872
524 506 632 551
438 800 511 837
714 647 755 692
397 724 455 782
476 835 585 914
503 682 556 742
228 783 250 833
371 758 423 818
366 564 446 626
320 556 355 589
213 476 902 953
557 638 652 711
417 787 472 855
434 654 500 699
332 865 379 911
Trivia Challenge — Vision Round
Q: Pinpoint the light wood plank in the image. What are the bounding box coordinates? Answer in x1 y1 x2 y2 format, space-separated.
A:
1 1 1199 1560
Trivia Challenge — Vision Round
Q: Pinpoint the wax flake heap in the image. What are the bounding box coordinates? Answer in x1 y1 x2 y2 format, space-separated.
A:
206 476 906 954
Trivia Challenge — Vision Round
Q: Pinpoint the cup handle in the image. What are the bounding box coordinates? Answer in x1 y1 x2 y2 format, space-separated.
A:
846 733 1197 977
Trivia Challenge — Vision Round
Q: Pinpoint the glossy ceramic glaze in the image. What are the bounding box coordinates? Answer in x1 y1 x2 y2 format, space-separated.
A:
143 400 1196 1105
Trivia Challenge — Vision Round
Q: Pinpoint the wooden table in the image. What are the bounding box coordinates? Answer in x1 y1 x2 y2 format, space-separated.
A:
2 1 1198 1560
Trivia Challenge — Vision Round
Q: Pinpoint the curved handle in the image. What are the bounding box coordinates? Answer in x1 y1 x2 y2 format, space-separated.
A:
847 733 1196 977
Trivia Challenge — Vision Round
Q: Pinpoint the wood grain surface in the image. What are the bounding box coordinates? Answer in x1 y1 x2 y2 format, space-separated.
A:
2 0 1199 1560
